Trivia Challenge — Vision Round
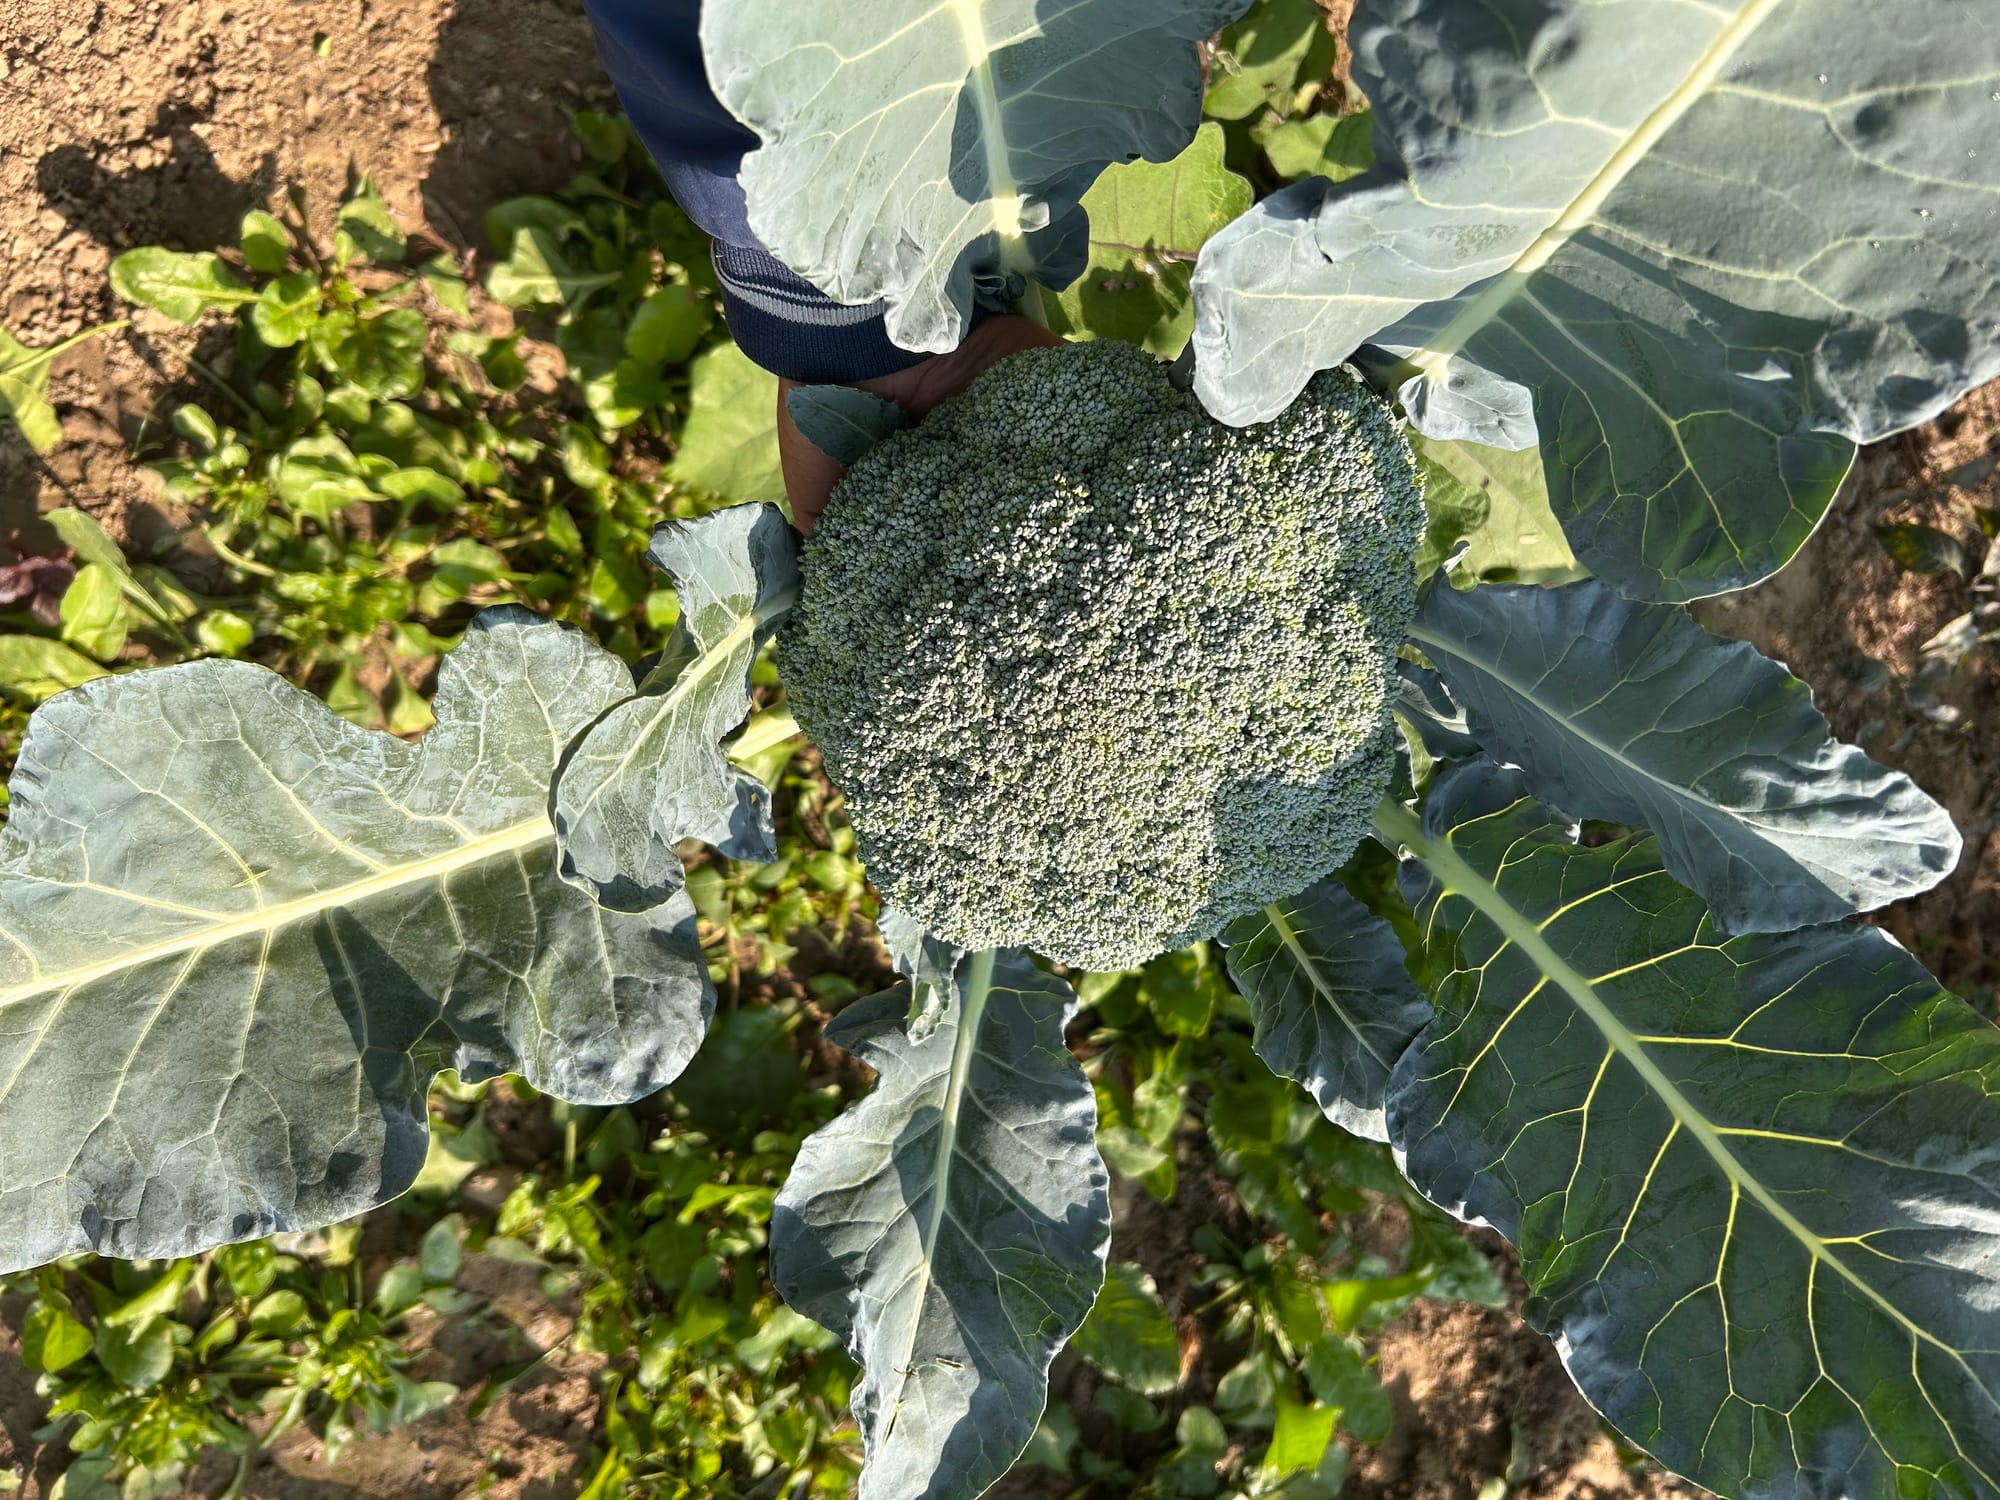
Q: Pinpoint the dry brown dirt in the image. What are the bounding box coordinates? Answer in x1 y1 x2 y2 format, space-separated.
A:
2 3 1997 1499
1 0 619 544
1700 384 2000 1008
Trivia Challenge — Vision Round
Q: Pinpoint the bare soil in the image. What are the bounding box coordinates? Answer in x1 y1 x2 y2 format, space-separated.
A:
0 0 618 545
1700 384 2000 1008
2 3 1996 1499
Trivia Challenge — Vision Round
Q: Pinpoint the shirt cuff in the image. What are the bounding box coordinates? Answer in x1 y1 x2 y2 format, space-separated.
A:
711 240 931 385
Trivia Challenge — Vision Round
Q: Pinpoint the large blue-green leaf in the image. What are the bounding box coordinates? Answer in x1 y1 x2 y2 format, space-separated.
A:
772 930 1110 1500
700 0 1249 355
1220 880 1430 1142
1409 578 1960 932
551 504 799 911
1192 0 2000 600
1379 762 2000 1499
0 608 710 1274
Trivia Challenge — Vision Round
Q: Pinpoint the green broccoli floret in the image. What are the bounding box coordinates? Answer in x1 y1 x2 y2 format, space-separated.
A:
780 339 1425 971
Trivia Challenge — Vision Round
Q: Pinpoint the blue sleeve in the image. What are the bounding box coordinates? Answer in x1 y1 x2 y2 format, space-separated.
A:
581 0 928 385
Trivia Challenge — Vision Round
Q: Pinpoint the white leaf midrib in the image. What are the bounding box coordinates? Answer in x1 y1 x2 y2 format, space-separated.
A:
881 946 993 1440
949 0 1031 261
0 816 553 1010
1409 0 1791 377
1383 799 2000 1465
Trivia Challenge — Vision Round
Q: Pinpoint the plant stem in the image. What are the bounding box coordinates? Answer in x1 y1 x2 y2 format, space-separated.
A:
34 320 129 367
1370 796 1426 857
1016 277 1051 330
206 529 282 579
726 708 801 763
120 575 199 655
180 354 260 420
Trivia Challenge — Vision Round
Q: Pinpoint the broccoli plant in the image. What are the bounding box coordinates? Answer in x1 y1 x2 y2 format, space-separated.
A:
3 2 1999 1499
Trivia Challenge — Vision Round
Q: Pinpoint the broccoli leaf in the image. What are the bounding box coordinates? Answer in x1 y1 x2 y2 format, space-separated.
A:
552 505 799 911
1383 761 2000 1499
1191 0 2000 601
1046 121 1253 357
772 932 1110 1500
701 0 1249 356
1408 579 1961 932
786 387 909 468
1221 881 1430 1143
0 609 710 1273
1393 663 1482 763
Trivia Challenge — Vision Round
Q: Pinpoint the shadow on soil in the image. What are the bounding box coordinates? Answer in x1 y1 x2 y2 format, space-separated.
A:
419 0 613 249
37 96 277 264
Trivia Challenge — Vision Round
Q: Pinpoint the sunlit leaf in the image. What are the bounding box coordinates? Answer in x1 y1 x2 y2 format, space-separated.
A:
773 929 1110 1500
1046 122 1253 356
1383 761 2000 1498
1193 0 2000 600
1409 578 1961 931
668 342 784 506
0 608 710 1273
110 249 257 323
702 0 1248 354
552 504 800 910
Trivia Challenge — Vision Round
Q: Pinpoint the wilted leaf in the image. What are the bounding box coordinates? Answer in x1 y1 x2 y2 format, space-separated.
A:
1874 522 1968 578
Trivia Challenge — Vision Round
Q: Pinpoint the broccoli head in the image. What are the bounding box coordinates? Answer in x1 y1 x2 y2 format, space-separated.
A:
780 339 1425 971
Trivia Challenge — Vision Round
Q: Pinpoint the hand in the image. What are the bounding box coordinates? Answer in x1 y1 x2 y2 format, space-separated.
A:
776 315 1065 533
